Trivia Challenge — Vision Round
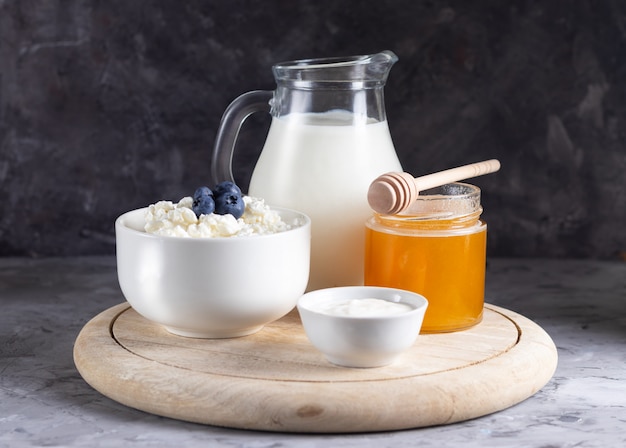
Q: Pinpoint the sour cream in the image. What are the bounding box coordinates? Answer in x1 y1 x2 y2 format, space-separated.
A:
314 298 414 317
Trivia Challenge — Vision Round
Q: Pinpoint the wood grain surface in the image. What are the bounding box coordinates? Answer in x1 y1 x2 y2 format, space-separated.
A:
73 302 558 433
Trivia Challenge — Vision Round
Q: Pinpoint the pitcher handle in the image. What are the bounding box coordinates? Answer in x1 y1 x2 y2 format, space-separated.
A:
210 90 274 186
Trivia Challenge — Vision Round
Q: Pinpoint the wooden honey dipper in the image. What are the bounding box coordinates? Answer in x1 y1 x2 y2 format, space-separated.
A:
368 159 501 215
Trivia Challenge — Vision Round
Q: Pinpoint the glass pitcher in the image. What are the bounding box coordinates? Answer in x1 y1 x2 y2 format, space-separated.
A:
210 50 403 290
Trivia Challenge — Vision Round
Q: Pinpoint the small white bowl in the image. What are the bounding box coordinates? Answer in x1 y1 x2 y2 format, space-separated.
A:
297 286 428 368
115 207 310 338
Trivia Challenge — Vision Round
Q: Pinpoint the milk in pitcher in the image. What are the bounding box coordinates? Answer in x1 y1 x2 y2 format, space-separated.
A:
249 110 402 290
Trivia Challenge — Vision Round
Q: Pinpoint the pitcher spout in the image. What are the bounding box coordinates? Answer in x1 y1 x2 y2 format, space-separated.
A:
365 50 398 81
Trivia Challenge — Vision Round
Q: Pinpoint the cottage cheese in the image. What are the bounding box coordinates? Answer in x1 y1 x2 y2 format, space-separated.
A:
144 196 293 238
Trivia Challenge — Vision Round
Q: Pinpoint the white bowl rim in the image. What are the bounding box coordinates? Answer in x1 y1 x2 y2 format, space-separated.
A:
115 206 311 242
297 286 428 320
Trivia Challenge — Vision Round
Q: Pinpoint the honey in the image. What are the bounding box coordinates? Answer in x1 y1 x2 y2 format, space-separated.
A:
364 183 486 333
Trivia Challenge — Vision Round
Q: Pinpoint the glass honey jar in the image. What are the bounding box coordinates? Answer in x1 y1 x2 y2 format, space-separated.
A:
364 183 486 333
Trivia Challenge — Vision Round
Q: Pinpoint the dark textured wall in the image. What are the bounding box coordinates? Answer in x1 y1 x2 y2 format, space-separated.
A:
1 0 625 259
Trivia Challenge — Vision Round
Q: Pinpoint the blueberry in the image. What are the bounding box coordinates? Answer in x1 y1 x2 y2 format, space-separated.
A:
213 181 242 198
214 192 245 219
193 186 213 201
192 194 215 217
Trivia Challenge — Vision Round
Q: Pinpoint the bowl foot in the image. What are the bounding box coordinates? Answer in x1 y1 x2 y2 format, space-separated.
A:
163 324 264 339
324 354 399 369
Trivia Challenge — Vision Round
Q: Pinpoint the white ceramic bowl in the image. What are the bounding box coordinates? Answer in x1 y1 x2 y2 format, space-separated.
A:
115 207 310 338
297 286 428 368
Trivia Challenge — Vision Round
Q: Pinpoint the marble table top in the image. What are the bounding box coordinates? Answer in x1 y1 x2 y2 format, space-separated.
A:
1 256 624 447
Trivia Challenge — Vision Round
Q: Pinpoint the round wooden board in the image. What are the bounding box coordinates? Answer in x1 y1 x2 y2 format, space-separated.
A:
73 302 558 433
